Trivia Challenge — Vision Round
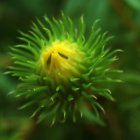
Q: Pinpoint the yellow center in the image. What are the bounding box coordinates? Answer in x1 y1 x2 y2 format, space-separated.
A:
38 40 85 83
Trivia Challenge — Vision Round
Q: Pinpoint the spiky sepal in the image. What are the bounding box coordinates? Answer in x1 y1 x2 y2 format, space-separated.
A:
7 14 122 125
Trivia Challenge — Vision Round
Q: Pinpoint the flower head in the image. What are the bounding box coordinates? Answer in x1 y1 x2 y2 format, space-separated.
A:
8 14 122 125
38 40 85 84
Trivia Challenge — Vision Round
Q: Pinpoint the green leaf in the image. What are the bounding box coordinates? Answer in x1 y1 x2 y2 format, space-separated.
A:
125 0 140 11
81 106 105 125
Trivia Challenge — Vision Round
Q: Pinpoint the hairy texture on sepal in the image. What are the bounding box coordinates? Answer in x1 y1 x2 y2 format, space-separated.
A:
7 14 121 125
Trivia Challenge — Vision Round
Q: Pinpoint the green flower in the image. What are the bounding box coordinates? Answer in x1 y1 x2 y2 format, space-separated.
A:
7 14 122 125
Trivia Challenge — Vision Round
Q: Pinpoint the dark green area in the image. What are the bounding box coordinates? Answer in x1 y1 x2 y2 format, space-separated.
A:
0 0 140 140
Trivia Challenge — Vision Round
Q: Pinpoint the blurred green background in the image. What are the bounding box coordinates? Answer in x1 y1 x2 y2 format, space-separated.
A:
0 0 140 140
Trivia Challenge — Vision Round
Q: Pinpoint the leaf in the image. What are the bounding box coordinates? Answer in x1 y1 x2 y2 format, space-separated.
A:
125 0 140 11
81 106 105 126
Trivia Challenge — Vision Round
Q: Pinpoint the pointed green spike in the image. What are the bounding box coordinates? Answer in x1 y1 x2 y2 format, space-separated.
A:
72 113 76 123
72 87 80 92
70 77 79 82
51 117 56 126
68 95 74 101
82 83 92 89
18 101 34 110
61 109 66 123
